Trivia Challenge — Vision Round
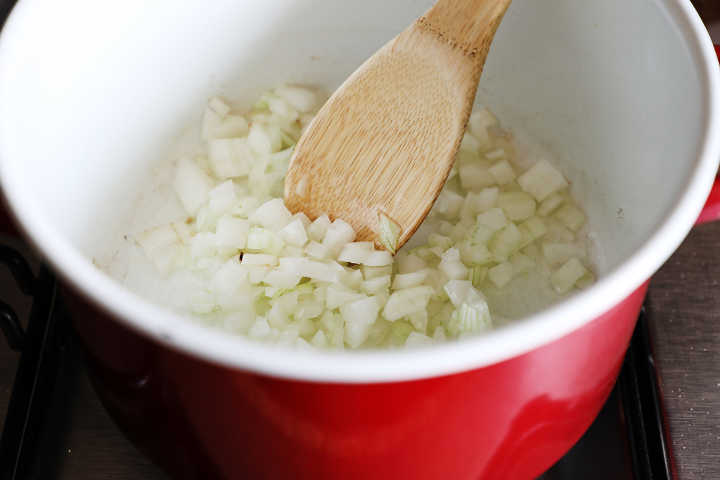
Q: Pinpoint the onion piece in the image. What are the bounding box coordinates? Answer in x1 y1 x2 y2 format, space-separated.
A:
517 159 569 201
488 159 515 185
338 242 373 264
278 218 309 247
378 213 401 254
392 270 429 290
308 215 331 242
551 257 588 293
342 296 380 348
215 215 250 249
208 138 253 179
383 286 434 321
173 157 214 215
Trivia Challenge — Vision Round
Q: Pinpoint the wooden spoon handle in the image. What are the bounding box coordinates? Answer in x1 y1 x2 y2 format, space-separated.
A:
419 0 512 66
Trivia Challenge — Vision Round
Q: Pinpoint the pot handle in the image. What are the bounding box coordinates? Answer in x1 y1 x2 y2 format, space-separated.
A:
697 44 720 225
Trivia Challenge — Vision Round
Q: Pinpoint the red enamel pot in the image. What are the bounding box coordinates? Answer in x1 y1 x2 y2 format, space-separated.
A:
0 1 719 478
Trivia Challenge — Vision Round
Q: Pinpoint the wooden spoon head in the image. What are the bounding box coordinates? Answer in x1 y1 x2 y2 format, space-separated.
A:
284 1 509 250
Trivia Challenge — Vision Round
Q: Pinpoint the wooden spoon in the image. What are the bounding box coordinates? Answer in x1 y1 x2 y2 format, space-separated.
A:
284 0 512 251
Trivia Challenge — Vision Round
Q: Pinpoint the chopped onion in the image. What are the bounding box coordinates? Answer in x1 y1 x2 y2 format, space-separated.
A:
208 96 231 117
173 157 214 215
338 241 373 264
212 115 250 139
208 138 253 179
274 85 318 113
485 148 506 161
459 163 495 191
460 132 481 152
538 192 566 217
278 218 309 247
468 109 498 147
242 253 277 266
396 253 427 273
342 296 380 348
133 89 595 350
554 204 586 232
250 198 292 231
448 301 491 336
215 215 250 249
488 160 515 185
542 242 586 266
308 214 331 242
497 192 536 221
378 213 401 254
248 123 280 155
489 223 523 261
363 250 393 267
247 227 284 255
405 331 433 347
517 159 569 201
551 257 588 293
383 286 434 321
207 181 238 216
304 241 330 260
323 219 356 257
362 275 391 295
488 262 514 288
477 207 508 232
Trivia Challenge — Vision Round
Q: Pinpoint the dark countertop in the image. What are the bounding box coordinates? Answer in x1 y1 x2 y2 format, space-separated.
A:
647 220 720 480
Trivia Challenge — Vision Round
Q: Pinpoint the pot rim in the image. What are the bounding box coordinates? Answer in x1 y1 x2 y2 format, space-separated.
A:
1 0 718 383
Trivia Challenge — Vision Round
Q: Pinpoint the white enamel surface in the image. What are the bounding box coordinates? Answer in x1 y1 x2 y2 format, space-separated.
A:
0 0 718 382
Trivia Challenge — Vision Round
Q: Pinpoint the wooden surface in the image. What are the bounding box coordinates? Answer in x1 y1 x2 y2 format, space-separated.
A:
284 0 511 248
646 220 720 480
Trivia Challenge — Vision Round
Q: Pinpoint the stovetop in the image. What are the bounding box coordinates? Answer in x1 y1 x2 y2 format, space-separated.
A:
0 237 670 480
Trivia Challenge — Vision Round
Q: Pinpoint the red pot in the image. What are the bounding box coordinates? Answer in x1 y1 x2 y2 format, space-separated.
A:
0 1 719 478
69 282 648 480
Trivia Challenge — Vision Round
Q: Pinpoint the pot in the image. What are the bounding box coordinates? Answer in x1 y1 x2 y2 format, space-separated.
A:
0 1 719 478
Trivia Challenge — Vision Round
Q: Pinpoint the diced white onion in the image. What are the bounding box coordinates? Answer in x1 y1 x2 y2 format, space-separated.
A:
208 138 253 179
392 270 428 290
338 242 373 264
308 215 331 242
554 204 586 232
497 192 536 221
517 159 569 201
250 198 292 231
208 96 231 117
476 207 507 232
274 85 318 113
133 90 594 351
551 257 588 293
488 160 515 185
215 215 250 249
363 250 393 267
342 296 380 348
173 157 214 215
242 253 277 266
278 218 309 247
323 219 356 257
378 213 401 254
383 286 434 321
459 163 495 191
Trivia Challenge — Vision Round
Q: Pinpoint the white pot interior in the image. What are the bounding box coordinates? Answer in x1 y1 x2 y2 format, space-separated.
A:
0 0 717 381
0 0 706 271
